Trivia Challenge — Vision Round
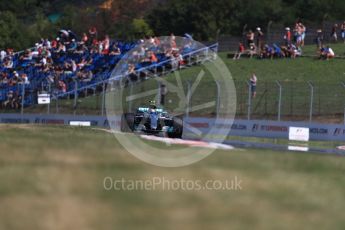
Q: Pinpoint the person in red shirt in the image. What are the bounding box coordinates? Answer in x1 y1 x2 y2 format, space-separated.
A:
150 51 158 63
81 33 88 45
58 80 67 93
102 35 110 55
88 27 98 46
233 42 245 60
51 39 58 49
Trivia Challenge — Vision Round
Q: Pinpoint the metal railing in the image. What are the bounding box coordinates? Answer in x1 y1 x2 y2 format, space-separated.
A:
3 43 345 124
2 79 345 124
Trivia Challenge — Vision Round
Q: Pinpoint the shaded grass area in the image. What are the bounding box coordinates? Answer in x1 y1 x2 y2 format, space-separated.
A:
0 125 345 230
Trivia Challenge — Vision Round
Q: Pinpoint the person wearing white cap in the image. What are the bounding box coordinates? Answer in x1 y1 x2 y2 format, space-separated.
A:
256 27 264 52
284 27 291 46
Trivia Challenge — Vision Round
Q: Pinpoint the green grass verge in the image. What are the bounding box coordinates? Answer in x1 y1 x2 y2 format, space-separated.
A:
0 125 345 230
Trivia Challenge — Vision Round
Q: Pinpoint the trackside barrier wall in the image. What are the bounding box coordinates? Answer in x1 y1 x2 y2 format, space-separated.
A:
183 117 345 142
1 114 345 141
0 114 121 129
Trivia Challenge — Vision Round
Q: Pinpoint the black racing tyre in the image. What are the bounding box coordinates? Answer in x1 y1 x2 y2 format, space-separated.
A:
168 117 183 138
121 113 135 132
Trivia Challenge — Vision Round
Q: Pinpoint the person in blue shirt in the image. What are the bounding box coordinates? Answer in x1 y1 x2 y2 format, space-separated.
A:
273 44 284 58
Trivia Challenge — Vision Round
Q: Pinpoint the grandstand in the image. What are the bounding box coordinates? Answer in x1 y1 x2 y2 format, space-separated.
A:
0 31 217 112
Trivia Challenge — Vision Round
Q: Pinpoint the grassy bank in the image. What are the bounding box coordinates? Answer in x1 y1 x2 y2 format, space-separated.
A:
0 125 345 229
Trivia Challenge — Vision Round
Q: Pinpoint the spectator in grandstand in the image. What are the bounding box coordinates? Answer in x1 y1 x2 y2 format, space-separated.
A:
273 44 285 58
170 33 178 51
77 57 92 69
127 63 138 81
75 42 88 55
250 73 257 98
246 30 255 47
41 47 51 58
81 33 88 45
284 27 291 46
12 71 20 82
331 24 338 42
170 52 181 69
56 42 66 53
320 45 335 60
88 27 98 44
109 44 121 56
58 80 67 93
326 46 335 60
35 55 47 68
295 22 305 47
20 49 33 61
289 44 302 58
3 57 13 69
43 38 51 49
233 42 245 60
6 48 14 57
98 40 104 54
19 73 30 85
320 46 327 59
50 38 57 50
2 90 18 109
0 50 6 61
67 39 78 52
260 44 274 59
299 22 306 46
175 52 185 67
2 91 12 108
0 72 9 85
77 69 93 82
256 27 264 52
341 21 345 43
101 35 110 55
247 43 257 59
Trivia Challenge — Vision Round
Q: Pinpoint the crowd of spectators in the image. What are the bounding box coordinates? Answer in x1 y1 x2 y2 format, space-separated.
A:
0 28 196 109
0 27 123 109
233 20 341 61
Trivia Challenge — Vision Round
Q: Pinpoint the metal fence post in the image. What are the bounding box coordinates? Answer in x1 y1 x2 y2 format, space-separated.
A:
308 81 314 122
21 83 25 116
55 96 59 114
73 79 78 115
186 81 192 118
47 82 51 115
341 82 345 124
155 82 160 106
267 21 273 45
276 81 282 121
215 81 221 118
101 81 106 116
246 81 251 120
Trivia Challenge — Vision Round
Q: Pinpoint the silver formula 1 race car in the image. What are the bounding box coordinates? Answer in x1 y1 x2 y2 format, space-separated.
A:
120 104 183 138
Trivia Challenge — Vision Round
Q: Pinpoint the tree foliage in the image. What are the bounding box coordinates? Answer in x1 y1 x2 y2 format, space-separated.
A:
1 0 345 50
146 0 345 40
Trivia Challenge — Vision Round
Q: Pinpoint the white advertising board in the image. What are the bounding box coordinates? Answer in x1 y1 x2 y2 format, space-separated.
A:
38 94 51 104
289 127 310 141
69 121 91 127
